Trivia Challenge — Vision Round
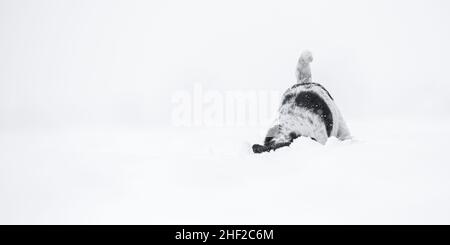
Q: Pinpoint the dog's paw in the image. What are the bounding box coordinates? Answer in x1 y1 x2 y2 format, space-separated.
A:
252 144 267 154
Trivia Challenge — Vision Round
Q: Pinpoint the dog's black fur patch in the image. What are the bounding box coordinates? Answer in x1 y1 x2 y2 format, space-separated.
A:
294 91 333 136
282 93 295 105
264 137 274 146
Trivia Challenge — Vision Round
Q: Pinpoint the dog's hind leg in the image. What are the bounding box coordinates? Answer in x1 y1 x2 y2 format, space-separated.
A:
335 110 351 140
252 126 297 154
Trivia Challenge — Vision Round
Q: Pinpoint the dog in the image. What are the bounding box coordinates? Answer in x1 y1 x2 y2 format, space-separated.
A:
252 51 351 154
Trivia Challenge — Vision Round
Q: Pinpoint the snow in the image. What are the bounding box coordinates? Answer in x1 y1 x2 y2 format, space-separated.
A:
1 0 450 224
1 118 450 224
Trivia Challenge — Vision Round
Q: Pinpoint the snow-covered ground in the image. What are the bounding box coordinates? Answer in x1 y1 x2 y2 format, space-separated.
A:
2 0 450 224
1 118 449 224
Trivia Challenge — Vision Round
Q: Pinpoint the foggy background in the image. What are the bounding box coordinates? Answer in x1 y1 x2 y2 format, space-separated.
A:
1 0 450 130
2 0 450 225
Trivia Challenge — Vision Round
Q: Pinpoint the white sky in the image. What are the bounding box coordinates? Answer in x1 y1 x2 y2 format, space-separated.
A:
1 0 450 128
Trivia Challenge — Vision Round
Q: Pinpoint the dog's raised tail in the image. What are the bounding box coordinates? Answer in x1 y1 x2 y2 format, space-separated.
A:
296 50 313 84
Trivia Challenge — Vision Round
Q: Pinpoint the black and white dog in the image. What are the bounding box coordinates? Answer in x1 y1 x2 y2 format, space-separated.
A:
252 51 351 154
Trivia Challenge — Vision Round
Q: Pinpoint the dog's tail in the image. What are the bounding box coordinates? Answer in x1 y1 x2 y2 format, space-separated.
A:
296 50 313 84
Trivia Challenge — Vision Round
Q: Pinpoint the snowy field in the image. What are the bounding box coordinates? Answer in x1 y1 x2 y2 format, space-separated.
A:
1 0 450 224
1 118 450 224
